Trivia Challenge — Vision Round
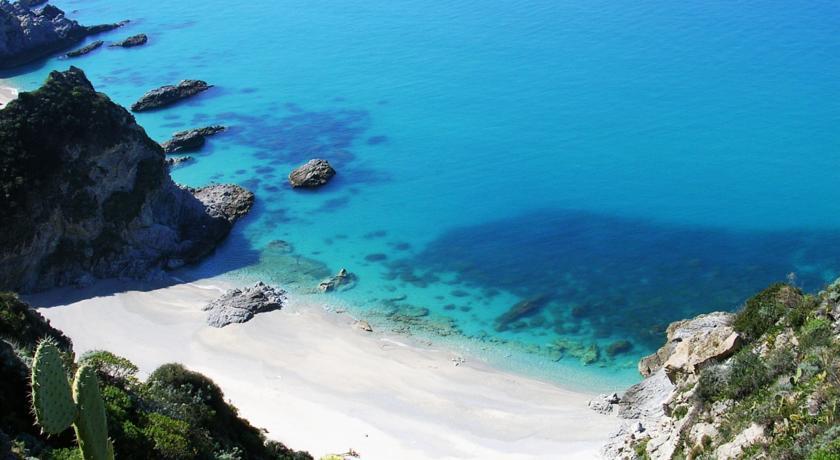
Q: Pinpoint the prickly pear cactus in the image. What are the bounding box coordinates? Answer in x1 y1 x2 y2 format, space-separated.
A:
72 364 114 460
31 340 76 434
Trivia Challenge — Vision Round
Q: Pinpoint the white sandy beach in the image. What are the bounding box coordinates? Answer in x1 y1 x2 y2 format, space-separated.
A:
0 83 18 108
28 279 618 460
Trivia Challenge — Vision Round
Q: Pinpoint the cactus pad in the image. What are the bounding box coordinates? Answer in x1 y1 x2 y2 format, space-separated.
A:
71 365 114 460
31 340 75 434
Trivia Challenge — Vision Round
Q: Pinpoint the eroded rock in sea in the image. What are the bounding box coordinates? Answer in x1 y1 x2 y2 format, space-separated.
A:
288 159 336 188
203 282 286 328
109 33 147 48
66 40 103 58
161 125 226 153
131 80 212 112
318 268 357 293
0 67 253 292
165 155 193 168
494 294 551 332
0 2 126 69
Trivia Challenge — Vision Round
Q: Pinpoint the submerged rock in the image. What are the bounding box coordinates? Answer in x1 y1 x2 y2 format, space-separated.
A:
109 33 147 48
65 40 103 58
288 159 336 188
494 295 551 332
131 80 212 112
0 2 126 69
318 268 357 292
203 282 286 328
161 125 226 153
0 67 252 292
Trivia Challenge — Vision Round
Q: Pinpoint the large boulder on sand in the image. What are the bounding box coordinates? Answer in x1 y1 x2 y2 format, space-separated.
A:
203 282 286 328
288 159 336 188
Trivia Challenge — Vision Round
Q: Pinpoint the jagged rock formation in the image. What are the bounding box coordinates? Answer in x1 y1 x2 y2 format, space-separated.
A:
131 80 211 112
0 1 125 69
109 33 147 48
65 40 103 58
161 125 226 153
288 159 335 188
0 67 253 292
203 282 286 327
599 282 840 459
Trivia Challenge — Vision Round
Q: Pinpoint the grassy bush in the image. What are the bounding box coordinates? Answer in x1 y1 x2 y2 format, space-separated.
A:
734 283 801 342
697 364 729 402
725 350 770 399
800 318 833 349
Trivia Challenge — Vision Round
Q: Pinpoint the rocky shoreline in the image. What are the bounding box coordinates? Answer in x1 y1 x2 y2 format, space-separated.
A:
0 1 126 69
0 67 252 292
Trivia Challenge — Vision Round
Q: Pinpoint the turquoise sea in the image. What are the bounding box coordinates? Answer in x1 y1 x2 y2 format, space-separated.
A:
5 0 840 391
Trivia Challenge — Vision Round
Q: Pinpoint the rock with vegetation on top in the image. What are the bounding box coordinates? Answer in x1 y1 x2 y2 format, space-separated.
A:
65 40 103 57
109 33 147 48
0 67 252 292
0 2 126 69
161 125 226 153
203 282 286 327
601 281 840 459
130 80 212 112
288 159 336 188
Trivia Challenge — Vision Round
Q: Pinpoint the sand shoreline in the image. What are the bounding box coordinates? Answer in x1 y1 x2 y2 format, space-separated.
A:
0 83 19 108
28 278 619 459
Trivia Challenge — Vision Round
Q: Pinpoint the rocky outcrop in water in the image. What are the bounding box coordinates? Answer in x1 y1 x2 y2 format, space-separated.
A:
0 1 125 69
161 125 226 153
318 268 357 292
131 80 212 112
203 282 286 327
65 39 103 57
109 33 147 48
0 67 253 292
288 159 336 188
165 156 193 168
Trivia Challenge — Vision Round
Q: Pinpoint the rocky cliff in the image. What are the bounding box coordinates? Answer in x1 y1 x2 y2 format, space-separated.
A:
0 67 253 292
0 1 123 69
598 282 840 459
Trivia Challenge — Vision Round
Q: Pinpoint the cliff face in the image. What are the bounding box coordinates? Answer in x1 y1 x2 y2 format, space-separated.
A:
599 282 840 459
0 1 121 69
0 67 253 292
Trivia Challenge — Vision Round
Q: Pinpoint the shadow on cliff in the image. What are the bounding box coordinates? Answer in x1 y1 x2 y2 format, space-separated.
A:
27 207 263 308
391 208 840 350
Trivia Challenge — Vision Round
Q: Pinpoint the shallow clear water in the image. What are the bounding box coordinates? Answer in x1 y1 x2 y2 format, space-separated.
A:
6 0 840 391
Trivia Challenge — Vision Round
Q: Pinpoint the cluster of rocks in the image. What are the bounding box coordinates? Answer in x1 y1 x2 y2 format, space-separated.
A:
0 68 253 292
165 156 193 168
131 79 212 112
161 125 226 153
203 282 286 328
289 158 336 188
0 1 126 69
595 311 745 459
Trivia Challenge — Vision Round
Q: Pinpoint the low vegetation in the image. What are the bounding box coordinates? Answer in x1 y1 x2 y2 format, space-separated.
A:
0 293 312 460
676 282 840 459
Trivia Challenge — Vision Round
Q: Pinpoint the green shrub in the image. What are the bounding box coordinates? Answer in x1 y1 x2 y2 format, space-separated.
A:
800 318 833 349
142 413 193 459
80 350 139 383
697 364 729 402
725 350 770 399
734 283 801 342
808 437 840 460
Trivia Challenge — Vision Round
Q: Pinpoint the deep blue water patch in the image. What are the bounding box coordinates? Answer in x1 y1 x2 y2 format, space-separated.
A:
399 209 840 351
